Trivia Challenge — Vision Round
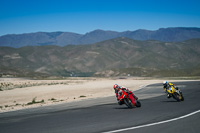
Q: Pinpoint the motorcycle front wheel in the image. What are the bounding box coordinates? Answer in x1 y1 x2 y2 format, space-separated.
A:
181 94 184 101
173 92 182 102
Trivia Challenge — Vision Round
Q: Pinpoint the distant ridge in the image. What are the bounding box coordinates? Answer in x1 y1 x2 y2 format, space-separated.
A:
0 37 200 77
0 27 200 47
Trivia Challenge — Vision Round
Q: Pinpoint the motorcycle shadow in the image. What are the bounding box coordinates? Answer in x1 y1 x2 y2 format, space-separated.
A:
114 106 137 109
161 100 179 103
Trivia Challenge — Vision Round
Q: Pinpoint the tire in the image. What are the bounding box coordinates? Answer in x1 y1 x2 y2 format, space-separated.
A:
124 98 133 108
135 100 141 107
181 95 184 101
173 92 181 102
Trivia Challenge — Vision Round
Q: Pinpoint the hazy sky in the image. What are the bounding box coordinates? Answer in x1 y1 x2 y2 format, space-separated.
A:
0 0 200 36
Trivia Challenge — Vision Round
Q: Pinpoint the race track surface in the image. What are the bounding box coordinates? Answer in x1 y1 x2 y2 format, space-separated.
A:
0 81 200 133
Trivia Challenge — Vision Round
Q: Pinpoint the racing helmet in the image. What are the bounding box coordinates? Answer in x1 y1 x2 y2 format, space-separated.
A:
163 81 167 86
113 84 119 90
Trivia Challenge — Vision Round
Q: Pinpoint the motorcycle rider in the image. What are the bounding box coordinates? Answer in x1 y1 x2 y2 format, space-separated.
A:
113 84 138 105
163 81 179 98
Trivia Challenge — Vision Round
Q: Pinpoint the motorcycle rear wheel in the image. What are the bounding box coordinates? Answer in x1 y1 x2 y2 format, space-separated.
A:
135 100 141 107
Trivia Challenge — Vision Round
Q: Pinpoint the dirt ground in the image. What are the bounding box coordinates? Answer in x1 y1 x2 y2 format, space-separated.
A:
0 77 197 113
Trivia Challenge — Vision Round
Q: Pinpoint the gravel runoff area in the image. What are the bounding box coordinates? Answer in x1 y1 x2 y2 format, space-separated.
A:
0 77 198 113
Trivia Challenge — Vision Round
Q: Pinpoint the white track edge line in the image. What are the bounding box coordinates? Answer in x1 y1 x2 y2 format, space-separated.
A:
103 109 200 133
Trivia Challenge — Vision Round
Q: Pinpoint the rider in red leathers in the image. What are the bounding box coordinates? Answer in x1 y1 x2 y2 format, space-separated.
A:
113 84 138 105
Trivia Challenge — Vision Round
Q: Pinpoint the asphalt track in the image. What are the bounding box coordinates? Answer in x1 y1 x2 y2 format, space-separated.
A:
0 81 200 133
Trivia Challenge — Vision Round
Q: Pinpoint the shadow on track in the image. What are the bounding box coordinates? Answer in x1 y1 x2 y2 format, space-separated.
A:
161 100 181 103
114 107 138 110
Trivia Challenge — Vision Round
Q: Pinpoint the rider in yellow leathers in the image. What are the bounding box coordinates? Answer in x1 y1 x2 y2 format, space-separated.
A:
163 81 179 98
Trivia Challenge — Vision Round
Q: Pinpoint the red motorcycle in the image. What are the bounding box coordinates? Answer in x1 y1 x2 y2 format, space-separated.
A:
118 90 141 108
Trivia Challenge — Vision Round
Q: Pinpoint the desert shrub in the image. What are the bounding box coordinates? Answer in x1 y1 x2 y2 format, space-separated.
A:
49 98 56 101
79 95 86 98
27 97 44 105
41 99 44 103
32 97 37 104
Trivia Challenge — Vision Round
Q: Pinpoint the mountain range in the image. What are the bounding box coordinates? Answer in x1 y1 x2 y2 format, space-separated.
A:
1 27 200 48
0 37 200 77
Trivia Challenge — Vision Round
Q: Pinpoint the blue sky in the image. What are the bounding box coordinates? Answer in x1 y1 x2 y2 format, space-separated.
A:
0 0 200 36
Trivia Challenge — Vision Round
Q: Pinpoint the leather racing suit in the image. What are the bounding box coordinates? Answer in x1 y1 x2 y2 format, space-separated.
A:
115 86 138 105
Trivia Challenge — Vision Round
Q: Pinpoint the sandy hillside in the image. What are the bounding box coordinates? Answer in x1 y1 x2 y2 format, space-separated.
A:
0 77 196 112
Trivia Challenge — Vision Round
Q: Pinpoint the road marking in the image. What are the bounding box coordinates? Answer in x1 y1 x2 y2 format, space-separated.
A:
137 85 147 91
132 85 148 93
103 109 200 133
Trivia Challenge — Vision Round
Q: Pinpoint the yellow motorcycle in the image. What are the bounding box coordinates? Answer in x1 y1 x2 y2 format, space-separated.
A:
167 86 184 101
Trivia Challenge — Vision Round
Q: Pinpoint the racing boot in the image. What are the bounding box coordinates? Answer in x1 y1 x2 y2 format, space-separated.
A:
167 93 171 98
118 100 124 105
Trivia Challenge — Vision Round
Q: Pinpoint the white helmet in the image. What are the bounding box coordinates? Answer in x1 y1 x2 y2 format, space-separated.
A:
163 81 167 85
